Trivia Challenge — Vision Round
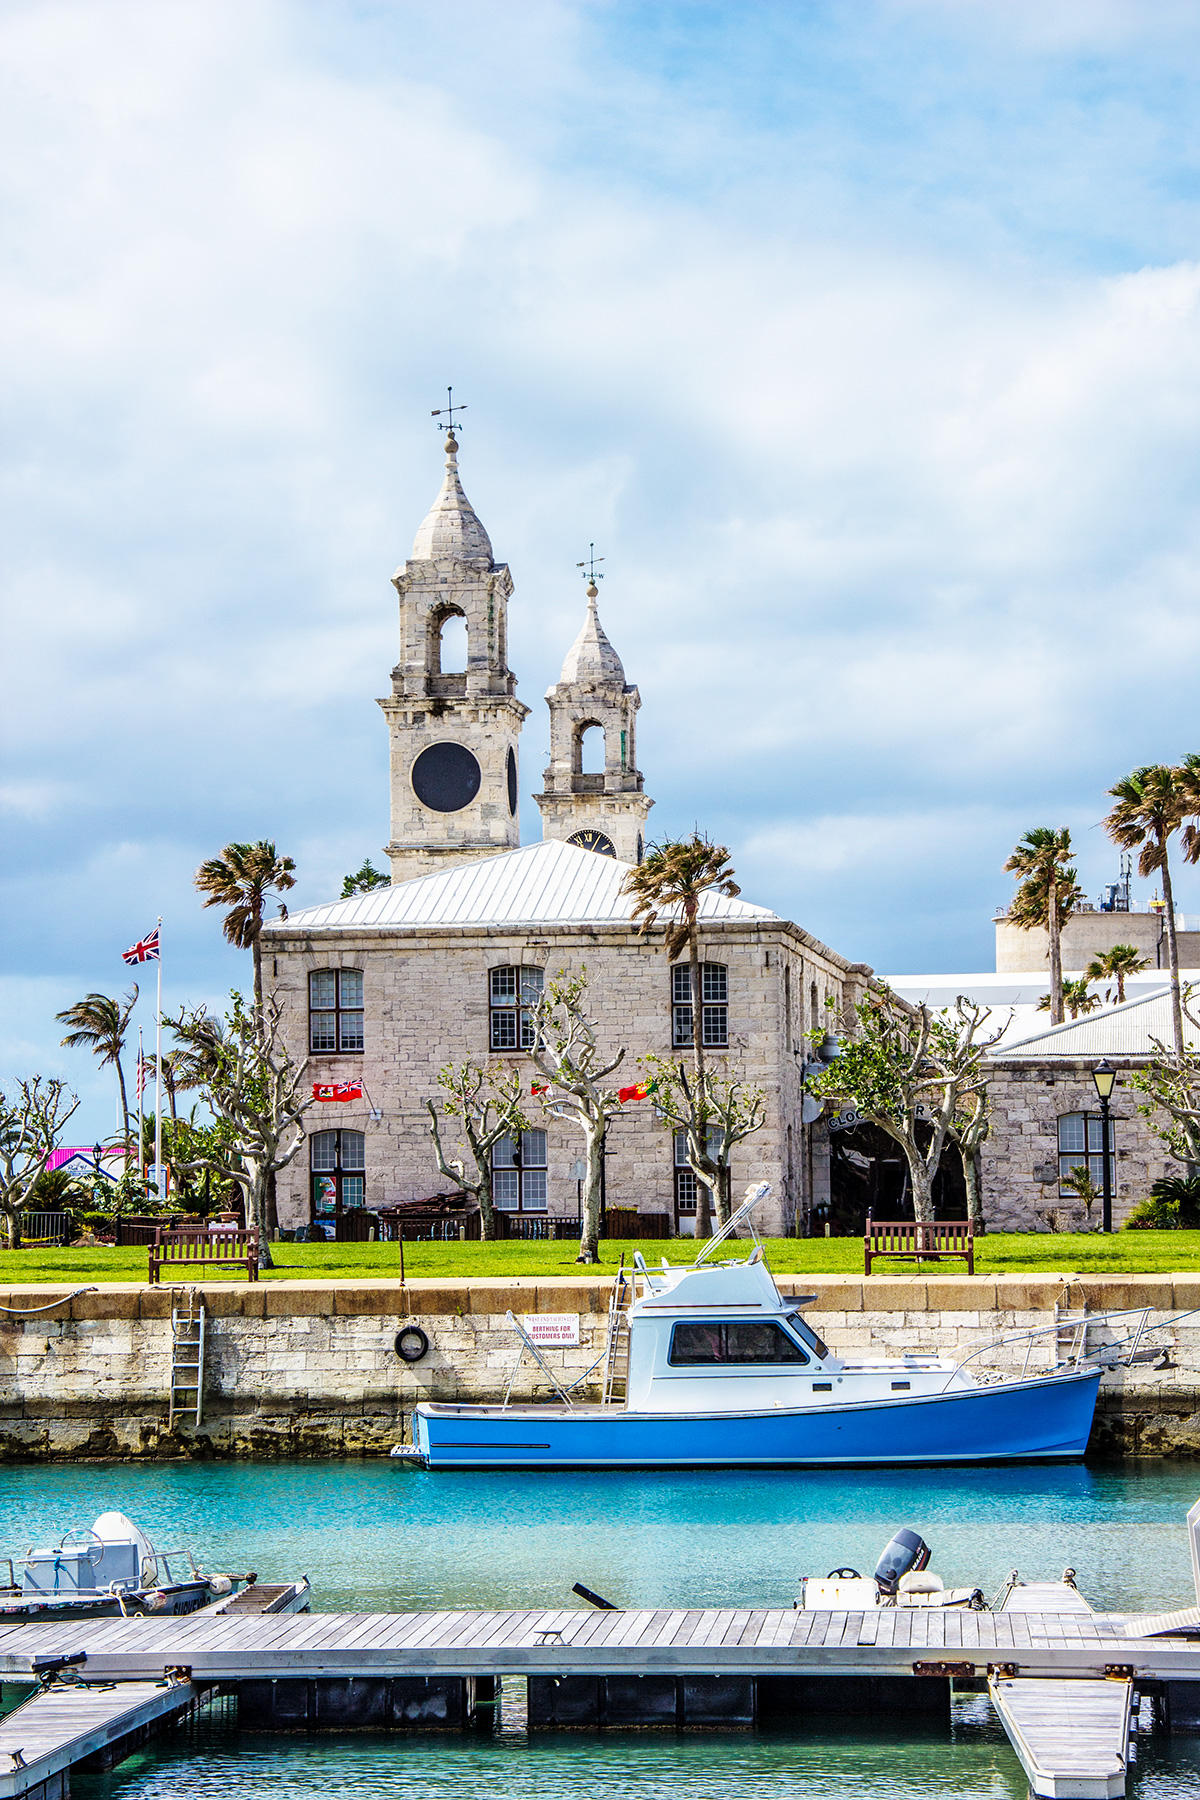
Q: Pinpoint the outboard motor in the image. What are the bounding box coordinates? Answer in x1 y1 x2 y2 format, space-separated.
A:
874 1527 931 1596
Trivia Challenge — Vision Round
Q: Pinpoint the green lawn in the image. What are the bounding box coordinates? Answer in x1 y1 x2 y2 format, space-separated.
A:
3 1232 1200 1285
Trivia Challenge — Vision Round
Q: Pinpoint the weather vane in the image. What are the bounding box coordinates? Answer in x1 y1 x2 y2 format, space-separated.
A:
431 386 467 433
576 543 605 584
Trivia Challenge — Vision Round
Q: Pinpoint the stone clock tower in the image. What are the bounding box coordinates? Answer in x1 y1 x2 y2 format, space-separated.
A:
378 431 529 882
535 579 653 863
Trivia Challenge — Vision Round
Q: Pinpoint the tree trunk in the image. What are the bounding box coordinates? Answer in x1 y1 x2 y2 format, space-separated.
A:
715 1161 732 1229
1161 851 1184 1055
477 1174 497 1241
687 935 712 1238
114 1056 131 1158
909 1156 935 1224
576 1120 604 1263
962 1148 982 1224
251 924 264 1016
2 1204 20 1250
1047 872 1063 1026
247 1166 276 1269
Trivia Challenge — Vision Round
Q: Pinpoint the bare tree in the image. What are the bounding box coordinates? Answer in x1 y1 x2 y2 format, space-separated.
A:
167 993 313 1268
809 990 1005 1224
947 1086 990 1226
426 1064 530 1240
528 970 625 1264
1130 987 1200 1167
0 1078 80 1249
643 1054 766 1228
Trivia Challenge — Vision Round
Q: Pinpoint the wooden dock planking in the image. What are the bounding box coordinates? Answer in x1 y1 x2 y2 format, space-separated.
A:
990 1677 1132 1799
0 1679 198 1800
0 1606 1196 1684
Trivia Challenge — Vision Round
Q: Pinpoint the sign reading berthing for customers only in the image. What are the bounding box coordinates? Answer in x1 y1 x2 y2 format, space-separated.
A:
522 1314 580 1347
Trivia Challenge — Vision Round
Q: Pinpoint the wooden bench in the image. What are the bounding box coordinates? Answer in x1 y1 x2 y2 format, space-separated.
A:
863 1211 974 1275
148 1227 260 1285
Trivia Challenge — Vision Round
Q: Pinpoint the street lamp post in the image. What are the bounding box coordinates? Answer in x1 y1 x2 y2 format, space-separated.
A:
1091 1059 1117 1234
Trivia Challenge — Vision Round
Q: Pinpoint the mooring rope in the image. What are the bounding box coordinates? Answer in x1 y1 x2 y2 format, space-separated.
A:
0 1286 98 1315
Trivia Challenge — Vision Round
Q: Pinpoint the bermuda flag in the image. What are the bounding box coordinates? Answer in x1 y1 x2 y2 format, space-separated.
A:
123 927 161 965
312 1080 364 1103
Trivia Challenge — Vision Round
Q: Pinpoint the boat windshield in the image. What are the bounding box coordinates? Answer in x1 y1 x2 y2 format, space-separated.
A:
787 1313 830 1360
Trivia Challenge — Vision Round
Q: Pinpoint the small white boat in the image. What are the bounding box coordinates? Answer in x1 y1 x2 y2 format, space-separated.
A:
403 1186 1104 1470
799 1526 985 1611
0 1511 240 1619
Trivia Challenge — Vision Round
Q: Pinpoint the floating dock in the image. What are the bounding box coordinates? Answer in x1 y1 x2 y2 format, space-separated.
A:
0 1676 200 1800
989 1675 1132 1800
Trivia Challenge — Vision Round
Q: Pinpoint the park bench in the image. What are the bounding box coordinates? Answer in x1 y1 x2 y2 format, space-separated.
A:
863 1211 974 1276
148 1227 260 1285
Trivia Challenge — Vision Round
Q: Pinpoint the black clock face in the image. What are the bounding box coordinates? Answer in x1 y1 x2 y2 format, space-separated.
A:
506 746 518 816
568 829 617 857
411 742 482 813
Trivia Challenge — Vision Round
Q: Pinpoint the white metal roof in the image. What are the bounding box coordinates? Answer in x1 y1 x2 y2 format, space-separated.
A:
991 986 1196 1060
268 838 779 935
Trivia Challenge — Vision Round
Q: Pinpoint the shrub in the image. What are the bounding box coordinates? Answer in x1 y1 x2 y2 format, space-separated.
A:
1124 1177 1200 1231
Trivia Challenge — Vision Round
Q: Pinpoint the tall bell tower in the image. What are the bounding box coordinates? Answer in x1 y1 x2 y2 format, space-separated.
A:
535 575 653 864
378 426 528 883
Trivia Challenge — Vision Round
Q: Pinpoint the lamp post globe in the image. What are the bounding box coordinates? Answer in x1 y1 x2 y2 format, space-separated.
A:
1091 1060 1116 1233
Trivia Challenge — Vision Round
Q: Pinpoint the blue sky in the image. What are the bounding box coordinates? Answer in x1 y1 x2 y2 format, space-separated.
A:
5 0 1200 1138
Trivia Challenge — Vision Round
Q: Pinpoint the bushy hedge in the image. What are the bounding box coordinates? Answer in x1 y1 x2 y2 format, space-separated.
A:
1124 1176 1200 1230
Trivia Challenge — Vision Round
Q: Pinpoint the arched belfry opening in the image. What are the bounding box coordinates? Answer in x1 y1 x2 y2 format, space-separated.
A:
433 610 468 675
577 721 605 776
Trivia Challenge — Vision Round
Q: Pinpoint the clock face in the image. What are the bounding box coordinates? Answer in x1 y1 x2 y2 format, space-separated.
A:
568 829 616 857
411 742 482 813
506 746 518 817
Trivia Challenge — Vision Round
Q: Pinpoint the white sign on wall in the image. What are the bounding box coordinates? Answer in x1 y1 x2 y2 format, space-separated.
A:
523 1313 580 1347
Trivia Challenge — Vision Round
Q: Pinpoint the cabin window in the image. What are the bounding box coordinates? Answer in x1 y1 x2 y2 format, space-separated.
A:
668 1320 809 1366
310 1128 366 1223
671 964 728 1048
786 1312 830 1360
492 1129 547 1211
490 965 545 1052
309 969 364 1053
1057 1112 1115 1196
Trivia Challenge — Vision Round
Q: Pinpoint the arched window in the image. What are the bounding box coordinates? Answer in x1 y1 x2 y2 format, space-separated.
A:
1058 1112 1115 1195
310 1128 366 1227
579 723 605 774
489 966 545 1051
309 970 364 1053
671 964 728 1048
437 612 468 673
492 1130 547 1211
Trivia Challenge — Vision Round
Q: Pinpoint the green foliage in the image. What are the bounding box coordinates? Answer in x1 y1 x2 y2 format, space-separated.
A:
1036 977 1100 1019
1085 944 1149 1004
622 835 740 964
1124 1175 1200 1230
1004 829 1081 931
341 859 390 897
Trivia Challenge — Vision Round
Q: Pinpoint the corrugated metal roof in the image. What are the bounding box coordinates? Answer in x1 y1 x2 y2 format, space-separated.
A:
992 986 1196 1060
267 839 779 935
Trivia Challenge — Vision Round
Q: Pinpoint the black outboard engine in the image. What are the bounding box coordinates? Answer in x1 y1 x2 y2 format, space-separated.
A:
874 1527 931 1595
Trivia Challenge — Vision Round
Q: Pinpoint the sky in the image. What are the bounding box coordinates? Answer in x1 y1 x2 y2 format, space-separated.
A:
5 0 1200 1139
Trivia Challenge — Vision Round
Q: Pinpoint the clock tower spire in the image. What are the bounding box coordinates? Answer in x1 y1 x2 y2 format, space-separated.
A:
536 560 652 863
378 412 528 883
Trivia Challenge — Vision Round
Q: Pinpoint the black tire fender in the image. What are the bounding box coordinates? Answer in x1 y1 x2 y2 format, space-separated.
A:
395 1326 430 1364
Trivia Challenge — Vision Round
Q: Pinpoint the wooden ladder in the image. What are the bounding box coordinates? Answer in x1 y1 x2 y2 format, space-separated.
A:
169 1288 206 1430
601 1260 632 1406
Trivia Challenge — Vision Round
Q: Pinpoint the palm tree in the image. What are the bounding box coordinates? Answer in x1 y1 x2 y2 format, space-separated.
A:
1004 829 1081 1025
56 989 139 1151
623 835 740 1236
1104 767 1188 1054
195 841 296 1012
1036 977 1100 1021
1085 944 1149 1006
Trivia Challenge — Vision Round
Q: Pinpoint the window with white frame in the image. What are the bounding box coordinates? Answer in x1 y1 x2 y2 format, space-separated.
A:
309 970 364 1053
1058 1112 1115 1195
310 1128 366 1217
671 964 728 1048
489 966 545 1051
492 1130 548 1210
673 1126 720 1216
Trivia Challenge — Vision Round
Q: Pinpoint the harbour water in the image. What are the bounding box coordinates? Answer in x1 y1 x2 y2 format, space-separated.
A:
3 1459 1200 1797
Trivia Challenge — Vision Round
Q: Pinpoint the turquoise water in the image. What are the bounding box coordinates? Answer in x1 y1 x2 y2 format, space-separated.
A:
3 1458 1199 1612
3 1460 1200 1797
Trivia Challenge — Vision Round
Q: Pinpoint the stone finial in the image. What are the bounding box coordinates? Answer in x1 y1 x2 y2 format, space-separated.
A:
411 433 494 562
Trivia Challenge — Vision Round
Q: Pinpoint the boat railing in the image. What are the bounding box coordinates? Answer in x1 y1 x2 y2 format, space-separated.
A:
692 1182 769 1266
946 1303 1200 1388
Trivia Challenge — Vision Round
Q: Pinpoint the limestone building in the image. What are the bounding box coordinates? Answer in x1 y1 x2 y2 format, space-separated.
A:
264 433 870 1239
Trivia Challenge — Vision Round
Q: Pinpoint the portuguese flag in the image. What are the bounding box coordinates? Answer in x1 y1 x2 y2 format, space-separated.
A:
618 1079 657 1104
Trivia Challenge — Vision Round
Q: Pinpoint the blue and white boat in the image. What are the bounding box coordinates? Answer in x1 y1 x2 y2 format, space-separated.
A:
404 1187 1106 1471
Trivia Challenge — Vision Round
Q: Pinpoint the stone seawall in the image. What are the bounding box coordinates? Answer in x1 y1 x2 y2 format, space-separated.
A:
3 1274 1200 1460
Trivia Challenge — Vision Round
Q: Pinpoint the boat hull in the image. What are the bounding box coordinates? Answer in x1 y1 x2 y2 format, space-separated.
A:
411 1368 1101 1470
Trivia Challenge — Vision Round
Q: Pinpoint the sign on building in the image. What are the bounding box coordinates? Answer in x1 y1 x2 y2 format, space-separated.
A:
522 1313 580 1347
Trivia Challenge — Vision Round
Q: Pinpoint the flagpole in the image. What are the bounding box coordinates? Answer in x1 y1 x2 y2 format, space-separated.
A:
137 1025 145 1195
155 916 163 1204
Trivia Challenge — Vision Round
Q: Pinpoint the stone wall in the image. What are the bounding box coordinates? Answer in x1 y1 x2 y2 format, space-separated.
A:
264 919 863 1239
4 1274 1200 1460
982 1062 1168 1229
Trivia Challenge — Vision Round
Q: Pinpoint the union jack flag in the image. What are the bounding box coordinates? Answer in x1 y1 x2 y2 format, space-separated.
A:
122 928 160 965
